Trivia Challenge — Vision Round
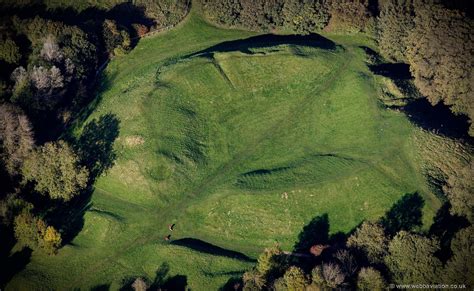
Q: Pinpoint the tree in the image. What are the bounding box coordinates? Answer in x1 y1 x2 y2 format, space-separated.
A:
377 0 414 62
14 211 62 254
0 37 21 64
132 277 148 291
282 0 330 33
256 245 284 276
357 267 385 291
335 249 358 278
406 4 474 135
347 221 388 264
443 226 474 286
443 161 474 222
283 266 309 291
22 141 89 201
40 35 63 62
242 269 265 290
40 226 62 255
385 231 442 284
13 211 40 249
325 0 375 34
0 104 34 176
321 263 345 288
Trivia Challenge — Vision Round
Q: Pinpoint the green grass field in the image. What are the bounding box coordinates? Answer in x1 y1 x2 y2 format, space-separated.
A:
7 7 440 291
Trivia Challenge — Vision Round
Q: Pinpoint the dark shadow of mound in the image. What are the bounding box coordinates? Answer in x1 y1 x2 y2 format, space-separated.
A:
402 98 472 141
170 238 256 262
186 33 336 58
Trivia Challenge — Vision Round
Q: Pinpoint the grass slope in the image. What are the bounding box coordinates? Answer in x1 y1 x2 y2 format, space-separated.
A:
7 8 440 291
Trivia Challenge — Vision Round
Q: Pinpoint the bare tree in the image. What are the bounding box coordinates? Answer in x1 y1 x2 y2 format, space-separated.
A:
322 262 345 288
335 249 358 277
0 104 34 176
30 66 64 91
40 35 63 62
131 277 148 291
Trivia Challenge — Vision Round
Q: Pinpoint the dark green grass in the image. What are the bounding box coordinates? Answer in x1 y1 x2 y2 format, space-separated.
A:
7 8 440 291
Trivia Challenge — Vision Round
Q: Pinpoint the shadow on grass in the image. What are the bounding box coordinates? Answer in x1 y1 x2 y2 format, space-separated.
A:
219 277 243 291
0 236 31 289
171 238 256 263
120 263 188 291
75 113 120 182
294 213 329 253
91 283 110 291
381 192 424 235
362 47 472 141
48 113 120 245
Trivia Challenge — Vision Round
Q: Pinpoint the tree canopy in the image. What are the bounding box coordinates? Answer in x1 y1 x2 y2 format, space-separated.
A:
22 141 89 201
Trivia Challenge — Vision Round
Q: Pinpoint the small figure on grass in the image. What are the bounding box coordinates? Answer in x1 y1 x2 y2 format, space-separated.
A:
164 234 171 241
168 223 175 231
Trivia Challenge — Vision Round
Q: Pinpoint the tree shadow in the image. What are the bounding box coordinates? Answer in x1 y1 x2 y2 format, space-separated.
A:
293 213 329 253
429 202 470 262
91 284 110 291
368 63 411 80
219 277 243 291
75 113 120 181
362 47 472 141
120 263 187 291
381 192 424 235
402 98 472 141
0 247 32 288
171 238 255 262
47 190 93 245
161 275 188 291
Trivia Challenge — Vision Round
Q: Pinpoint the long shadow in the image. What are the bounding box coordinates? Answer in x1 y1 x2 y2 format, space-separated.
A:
75 113 120 181
368 63 411 80
170 238 256 262
0 247 32 288
364 48 472 141
120 262 188 291
403 98 472 141
429 202 470 262
185 33 337 58
45 114 119 245
381 192 424 235
293 213 329 253
219 277 243 291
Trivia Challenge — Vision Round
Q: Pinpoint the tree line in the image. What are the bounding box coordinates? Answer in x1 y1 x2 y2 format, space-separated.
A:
236 193 473 290
0 0 189 281
200 0 474 136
